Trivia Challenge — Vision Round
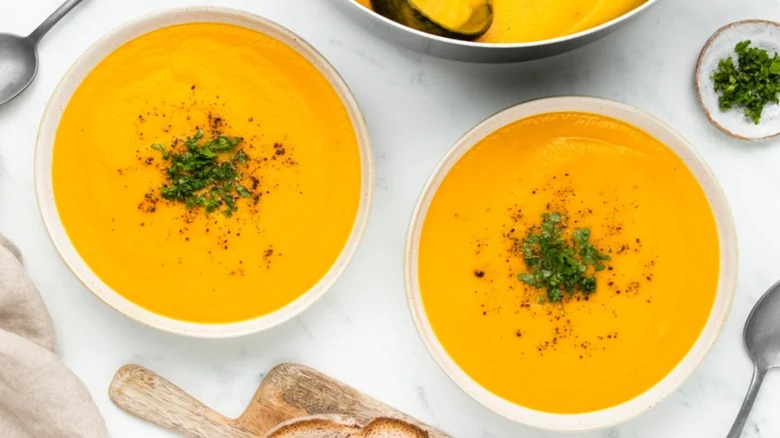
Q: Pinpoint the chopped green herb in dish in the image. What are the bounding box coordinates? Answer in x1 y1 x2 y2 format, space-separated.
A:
152 129 252 217
712 40 780 124
517 211 611 303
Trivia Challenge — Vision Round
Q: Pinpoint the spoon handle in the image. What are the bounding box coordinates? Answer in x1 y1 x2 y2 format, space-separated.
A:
727 366 767 438
27 0 85 45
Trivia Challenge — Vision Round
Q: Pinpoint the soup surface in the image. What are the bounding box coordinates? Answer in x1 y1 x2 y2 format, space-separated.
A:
418 112 719 413
53 23 362 323
357 0 647 43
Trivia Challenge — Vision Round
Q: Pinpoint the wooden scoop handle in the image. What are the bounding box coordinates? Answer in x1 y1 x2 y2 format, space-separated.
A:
109 364 257 438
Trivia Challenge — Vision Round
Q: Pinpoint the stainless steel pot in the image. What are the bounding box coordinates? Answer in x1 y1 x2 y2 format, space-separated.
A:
336 0 660 63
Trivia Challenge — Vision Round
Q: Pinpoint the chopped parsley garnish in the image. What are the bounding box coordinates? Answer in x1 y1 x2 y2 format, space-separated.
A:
517 212 611 303
712 40 780 124
152 129 252 217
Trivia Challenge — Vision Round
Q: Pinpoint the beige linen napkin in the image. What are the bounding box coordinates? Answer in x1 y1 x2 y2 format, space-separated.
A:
0 235 109 437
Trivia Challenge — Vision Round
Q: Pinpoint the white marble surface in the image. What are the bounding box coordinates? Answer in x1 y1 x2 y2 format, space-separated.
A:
2 0 780 436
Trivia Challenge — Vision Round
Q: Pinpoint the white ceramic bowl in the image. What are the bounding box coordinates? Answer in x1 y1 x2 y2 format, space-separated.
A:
405 97 737 430
35 7 374 338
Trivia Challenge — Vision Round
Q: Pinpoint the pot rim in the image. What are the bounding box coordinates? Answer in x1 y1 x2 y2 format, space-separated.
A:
346 0 660 50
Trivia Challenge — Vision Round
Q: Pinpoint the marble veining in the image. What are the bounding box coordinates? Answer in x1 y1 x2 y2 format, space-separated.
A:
1 0 780 436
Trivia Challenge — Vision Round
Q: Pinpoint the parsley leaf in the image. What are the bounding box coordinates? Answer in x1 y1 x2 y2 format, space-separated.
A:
712 40 780 124
517 212 611 303
152 130 252 217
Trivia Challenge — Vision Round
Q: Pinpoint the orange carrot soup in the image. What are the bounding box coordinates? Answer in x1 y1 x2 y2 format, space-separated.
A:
356 0 647 43
53 23 363 323
418 112 719 413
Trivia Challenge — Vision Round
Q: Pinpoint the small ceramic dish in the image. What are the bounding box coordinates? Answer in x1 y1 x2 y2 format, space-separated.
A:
696 20 780 141
405 96 737 430
35 7 374 338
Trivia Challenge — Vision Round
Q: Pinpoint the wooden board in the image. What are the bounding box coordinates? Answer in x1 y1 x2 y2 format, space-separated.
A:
109 363 450 437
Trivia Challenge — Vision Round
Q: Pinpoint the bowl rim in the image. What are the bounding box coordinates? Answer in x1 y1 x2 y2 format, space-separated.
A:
34 6 374 338
404 96 737 430
345 0 660 49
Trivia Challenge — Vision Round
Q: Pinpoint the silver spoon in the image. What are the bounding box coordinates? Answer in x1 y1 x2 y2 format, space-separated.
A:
727 280 780 437
0 0 84 106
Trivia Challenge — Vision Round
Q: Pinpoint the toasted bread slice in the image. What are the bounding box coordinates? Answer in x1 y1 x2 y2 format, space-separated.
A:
265 415 430 438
